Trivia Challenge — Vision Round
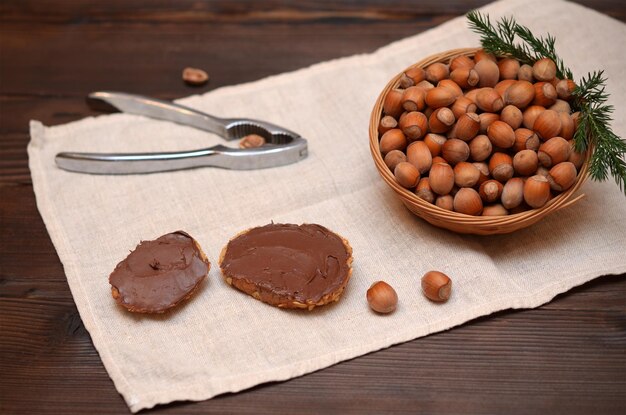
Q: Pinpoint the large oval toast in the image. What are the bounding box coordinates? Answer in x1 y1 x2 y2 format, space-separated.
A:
219 223 353 310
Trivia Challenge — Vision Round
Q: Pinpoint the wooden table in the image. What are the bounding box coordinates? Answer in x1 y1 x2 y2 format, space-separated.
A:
1 1 625 413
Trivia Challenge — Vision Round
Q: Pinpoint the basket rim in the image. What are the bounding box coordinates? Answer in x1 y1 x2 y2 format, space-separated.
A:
368 47 590 232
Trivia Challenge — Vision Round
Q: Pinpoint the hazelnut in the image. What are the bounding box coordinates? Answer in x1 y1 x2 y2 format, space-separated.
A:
532 82 557 107
469 134 493 162
478 113 500 134
432 156 447 165
513 149 539 176
379 129 407 154
435 195 454 211
454 162 480 188
421 271 452 302
425 62 450 83
550 99 572 114
476 88 504 112
487 121 516 149
513 128 540 152
500 105 523 130
453 188 483 215
504 80 535 108
498 58 520 79
501 177 525 209
438 79 463 98
415 177 435 204
455 113 481 142
394 162 420 188
383 89 404 118
399 111 428 140
383 150 406 171
533 109 562 141
479 180 503 203
399 73 415 89
182 67 209 85
568 142 586 170
449 55 475 71
450 68 479 89
422 133 447 157
559 112 575 141
378 115 398 135
406 141 433 174
474 49 497 63
416 80 435 90
428 107 456 134
451 96 478 119
489 152 514 183
532 58 557 82
441 138 470 165
473 162 490 185
401 86 427 112
524 175 551 208
429 162 455 195
556 79 576 100
538 136 571 167
367 281 398 314
482 204 509 216
522 105 546 129
239 134 265 149
547 161 577 192
518 64 534 82
425 87 456 109
405 66 427 84
494 79 517 98
475 59 500 87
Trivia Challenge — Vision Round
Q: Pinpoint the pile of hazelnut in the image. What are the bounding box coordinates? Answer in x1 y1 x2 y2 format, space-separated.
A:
378 50 585 216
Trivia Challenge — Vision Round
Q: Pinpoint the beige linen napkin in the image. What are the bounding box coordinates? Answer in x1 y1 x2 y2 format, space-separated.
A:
28 0 626 411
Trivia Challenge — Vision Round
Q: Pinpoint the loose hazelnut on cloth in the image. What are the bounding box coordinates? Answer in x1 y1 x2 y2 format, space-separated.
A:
219 223 353 310
109 231 210 313
367 281 398 314
421 271 452 302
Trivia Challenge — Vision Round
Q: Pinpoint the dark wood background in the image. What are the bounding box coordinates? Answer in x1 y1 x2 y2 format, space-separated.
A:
1 1 625 413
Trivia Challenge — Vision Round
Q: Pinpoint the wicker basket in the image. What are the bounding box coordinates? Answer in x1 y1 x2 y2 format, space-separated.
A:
369 48 590 235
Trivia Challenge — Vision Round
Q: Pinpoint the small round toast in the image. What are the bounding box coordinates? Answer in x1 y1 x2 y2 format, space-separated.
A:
109 231 210 313
219 223 353 310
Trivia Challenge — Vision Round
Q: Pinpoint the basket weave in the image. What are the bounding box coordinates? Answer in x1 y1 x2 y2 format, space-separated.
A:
369 48 590 235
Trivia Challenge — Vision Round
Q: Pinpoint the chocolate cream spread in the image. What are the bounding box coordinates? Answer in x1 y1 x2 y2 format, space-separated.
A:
109 231 209 313
220 223 351 304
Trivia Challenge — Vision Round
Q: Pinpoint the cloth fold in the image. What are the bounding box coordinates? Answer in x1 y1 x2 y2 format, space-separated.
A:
28 0 626 412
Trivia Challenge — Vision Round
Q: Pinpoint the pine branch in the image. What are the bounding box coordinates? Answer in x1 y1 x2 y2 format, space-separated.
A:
467 10 626 194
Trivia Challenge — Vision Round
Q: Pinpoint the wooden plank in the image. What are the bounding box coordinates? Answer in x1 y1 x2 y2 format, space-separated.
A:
1 0 624 23
0 19 453 97
3 1 621 98
0 1 492 23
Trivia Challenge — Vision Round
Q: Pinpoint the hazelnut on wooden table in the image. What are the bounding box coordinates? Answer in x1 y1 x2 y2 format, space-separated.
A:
182 67 209 86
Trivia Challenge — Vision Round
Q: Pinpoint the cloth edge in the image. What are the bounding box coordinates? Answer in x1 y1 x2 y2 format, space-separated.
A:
128 265 626 412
